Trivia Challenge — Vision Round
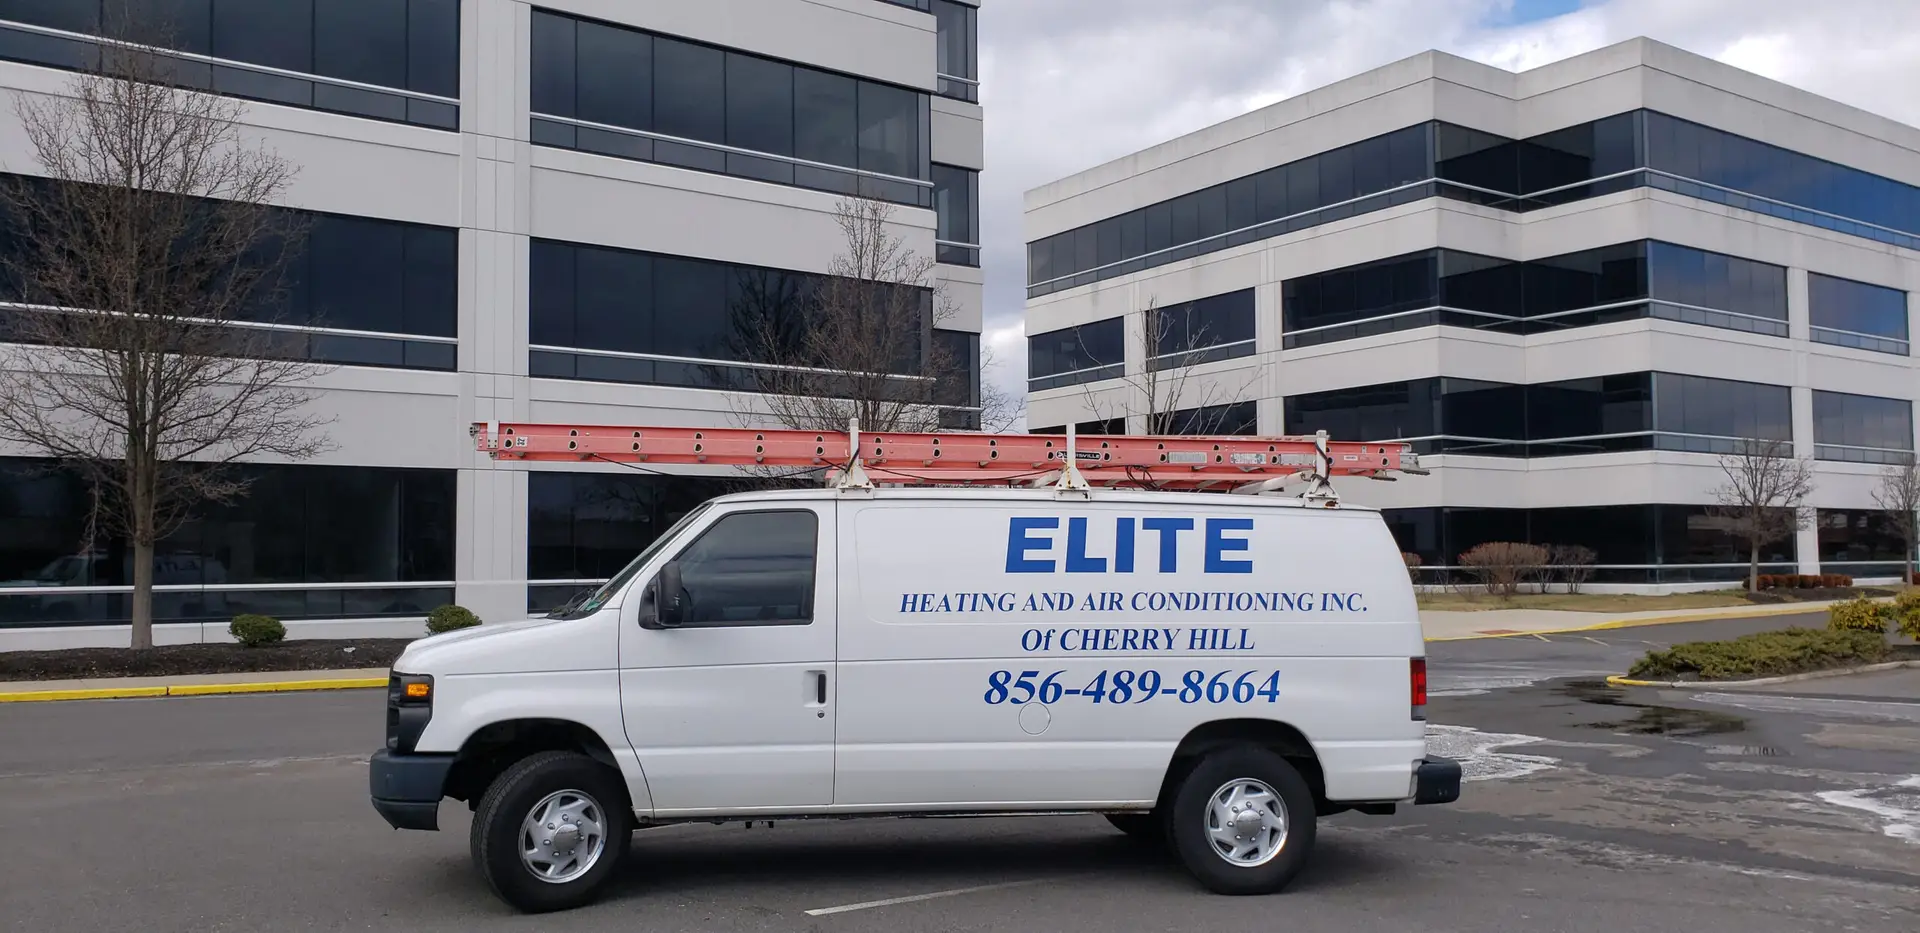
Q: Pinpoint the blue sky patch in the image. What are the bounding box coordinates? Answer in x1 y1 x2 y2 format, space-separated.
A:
1487 0 1585 27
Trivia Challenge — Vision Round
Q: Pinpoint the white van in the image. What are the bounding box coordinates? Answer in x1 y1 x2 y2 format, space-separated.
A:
368 486 1460 913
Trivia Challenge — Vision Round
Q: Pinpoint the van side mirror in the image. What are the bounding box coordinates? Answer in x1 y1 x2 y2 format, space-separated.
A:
642 561 686 630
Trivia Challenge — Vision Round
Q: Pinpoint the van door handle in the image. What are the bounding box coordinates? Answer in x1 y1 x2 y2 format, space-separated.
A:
814 671 828 705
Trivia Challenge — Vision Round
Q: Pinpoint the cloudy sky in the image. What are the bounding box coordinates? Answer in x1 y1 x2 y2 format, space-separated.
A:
972 0 1920 425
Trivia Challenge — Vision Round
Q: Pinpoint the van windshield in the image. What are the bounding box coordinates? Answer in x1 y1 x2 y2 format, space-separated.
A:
545 502 714 621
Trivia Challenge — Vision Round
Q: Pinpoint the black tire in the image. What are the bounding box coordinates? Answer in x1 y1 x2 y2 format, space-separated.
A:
1165 746 1316 895
470 751 632 913
1104 812 1166 847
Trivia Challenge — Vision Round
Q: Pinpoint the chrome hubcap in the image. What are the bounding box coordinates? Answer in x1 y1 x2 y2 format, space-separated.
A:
519 789 608 884
1205 778 1288 867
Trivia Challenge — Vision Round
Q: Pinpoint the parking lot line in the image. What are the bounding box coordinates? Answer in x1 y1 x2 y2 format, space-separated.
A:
803 878 1050 916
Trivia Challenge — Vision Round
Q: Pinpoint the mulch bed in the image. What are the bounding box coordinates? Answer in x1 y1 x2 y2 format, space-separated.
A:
0 639 415 683
1743 586 1897 604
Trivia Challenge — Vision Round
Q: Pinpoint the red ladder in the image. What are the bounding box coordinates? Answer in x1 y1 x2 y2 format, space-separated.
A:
472 420 1426 501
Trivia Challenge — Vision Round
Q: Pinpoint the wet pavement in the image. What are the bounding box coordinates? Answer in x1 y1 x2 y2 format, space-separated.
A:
1 613 1916 931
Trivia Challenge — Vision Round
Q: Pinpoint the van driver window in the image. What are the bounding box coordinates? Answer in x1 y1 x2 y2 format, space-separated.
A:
667 510 818 626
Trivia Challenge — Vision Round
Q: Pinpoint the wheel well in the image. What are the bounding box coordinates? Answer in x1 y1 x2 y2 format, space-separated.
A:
443 719 625 807
1156 719 1327 810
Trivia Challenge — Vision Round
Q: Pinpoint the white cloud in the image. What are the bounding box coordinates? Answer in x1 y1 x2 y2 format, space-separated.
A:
975 0 1920 430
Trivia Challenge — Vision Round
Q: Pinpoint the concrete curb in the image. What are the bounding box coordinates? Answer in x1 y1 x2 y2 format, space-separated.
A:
1424 601 1836 642
1604 659 1920 689
0 676 386 704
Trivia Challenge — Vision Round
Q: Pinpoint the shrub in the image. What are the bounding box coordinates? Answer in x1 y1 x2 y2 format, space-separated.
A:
1892 589 1920 640
229 614 286 648
1755 573 1855 591
1628 627 1888 681
426 604 482 635
1827 595 1889 634
1401 552 1423 584
1549 544 1598 594
1459 542 1550 599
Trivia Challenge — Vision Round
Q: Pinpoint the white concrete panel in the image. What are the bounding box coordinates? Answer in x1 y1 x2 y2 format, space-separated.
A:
932 97 984 169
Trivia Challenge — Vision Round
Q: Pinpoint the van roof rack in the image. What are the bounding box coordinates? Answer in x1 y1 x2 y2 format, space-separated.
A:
473 420 1427 504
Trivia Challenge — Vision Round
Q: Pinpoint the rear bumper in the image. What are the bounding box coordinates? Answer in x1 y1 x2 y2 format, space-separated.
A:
1413 756 1462 805
369 749 454 831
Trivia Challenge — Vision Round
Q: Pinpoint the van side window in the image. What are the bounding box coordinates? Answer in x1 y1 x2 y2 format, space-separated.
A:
669 510 819 626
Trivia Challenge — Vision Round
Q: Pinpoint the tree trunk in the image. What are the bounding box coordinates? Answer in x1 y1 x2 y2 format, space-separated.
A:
1749 542 1761 594
130 537 154 649
1908 531 1916 588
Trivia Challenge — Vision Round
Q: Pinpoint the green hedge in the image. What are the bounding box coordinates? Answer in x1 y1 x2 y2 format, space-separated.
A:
228 614 285 648
1628 627 1888 681
426 604 481 634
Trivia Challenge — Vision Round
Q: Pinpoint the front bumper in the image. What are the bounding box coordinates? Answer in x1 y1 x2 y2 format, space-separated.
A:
1413 755 1463 805
369 749 454 831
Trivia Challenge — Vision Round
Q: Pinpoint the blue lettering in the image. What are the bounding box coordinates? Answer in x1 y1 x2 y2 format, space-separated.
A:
1100 628 1118 651
1140 628 1160 650
900 593 918 613
1021 629 1044 650
1204 518 1254 574
1114 518 1137 573
1140 518 1193 573
1130 591 1149 611
1065 517 1107 573
1006 518 1058 573
1235 628 1256 650
1120 628 1140 650
1103 591 1123 610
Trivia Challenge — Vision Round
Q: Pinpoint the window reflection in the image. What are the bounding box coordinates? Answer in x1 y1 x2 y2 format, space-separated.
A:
1384 504 1796 582
1027 318 1124 391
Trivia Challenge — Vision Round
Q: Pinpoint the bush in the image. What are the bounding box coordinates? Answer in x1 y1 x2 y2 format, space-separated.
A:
228 614 286 648
1628 627 1888 681
1459 542 1550 599
426 604 482 635
1827 595 1889 634
1753 573 1856 591
1892 589 1920 640
1549 544 1598 594
1401 552 1423 584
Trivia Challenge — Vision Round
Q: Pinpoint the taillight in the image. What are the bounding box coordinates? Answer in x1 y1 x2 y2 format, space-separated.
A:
1410 658 1428 721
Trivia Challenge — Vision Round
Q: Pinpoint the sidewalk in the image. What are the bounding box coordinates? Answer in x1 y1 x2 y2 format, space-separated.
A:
1420 599 1839 641
0 601 1839 702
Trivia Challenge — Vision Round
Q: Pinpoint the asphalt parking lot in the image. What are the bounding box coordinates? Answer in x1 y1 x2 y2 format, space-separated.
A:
2 615 1916 932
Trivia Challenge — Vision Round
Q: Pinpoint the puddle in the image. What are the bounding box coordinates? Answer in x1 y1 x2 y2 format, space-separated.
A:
1556 680 1751 737
1817 775 1920 843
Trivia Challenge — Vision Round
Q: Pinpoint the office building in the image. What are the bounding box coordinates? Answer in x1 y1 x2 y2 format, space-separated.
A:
1024 38 1918 587
0 0 983 643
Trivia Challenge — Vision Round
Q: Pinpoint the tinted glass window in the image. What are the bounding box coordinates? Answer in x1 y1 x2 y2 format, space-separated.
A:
314 0 405 89
1028 318 1123 380
1652 373 1791 441
1813 391 1913 454
0 458 452 588
932 164 976 243
1528 374 1653 442
1646 241 1786 319
1283 250 1437 333
577 19 651 130
213 0 311 72
652 37 725 145
1153 288 1255 356
858 80 919 178
1817 509 1909 564
406 0 459 98
1286 380 1439 442
933 328 980 409
120 0 210 53
528 471 717 582
529 238 576 347
529 10 575 116
1809 272 1908 340
1029 125 1436 289
793 68 859 167
727 52 792 156
0 0 100 32
1170 401 1257 436
1524 242 1647 315
669 511 818 627
931 0 975 79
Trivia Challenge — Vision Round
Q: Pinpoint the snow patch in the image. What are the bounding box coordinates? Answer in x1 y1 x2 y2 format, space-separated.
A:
1425 724 1562 782
1817 775 1920 844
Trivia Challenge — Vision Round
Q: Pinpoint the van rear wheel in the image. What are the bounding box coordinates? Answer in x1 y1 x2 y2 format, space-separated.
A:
1166 746 1315 895
470 751 632 913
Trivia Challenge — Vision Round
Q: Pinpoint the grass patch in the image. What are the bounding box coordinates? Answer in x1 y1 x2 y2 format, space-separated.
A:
1416 591 1756 613
1626 628 1903 682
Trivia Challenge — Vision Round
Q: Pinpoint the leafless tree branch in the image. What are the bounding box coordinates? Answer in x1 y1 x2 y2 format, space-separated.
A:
1872 458 1920 583
1080 296 1262 436
1706 437 1815 593
0 3 334 647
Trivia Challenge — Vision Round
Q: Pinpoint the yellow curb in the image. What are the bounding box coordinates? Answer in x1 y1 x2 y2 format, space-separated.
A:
1425 601 1837 642
0 677 386 704
1605 675 1661 687
166 677 387 697
0 685 170 703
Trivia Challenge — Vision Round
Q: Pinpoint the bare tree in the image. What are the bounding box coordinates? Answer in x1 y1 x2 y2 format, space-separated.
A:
1081 297 1260 435
0 7 333 648
726 197 1015 435
1872 458 1920 584
1707 438 1815 593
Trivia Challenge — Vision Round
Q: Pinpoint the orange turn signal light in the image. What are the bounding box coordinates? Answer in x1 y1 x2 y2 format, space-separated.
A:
405 682 431 699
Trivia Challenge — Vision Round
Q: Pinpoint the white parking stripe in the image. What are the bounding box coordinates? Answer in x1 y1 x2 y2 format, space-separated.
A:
805 878 1050 916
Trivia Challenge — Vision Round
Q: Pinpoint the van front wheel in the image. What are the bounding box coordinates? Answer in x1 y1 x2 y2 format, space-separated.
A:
1166 747 1316 895
470 751 632 913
